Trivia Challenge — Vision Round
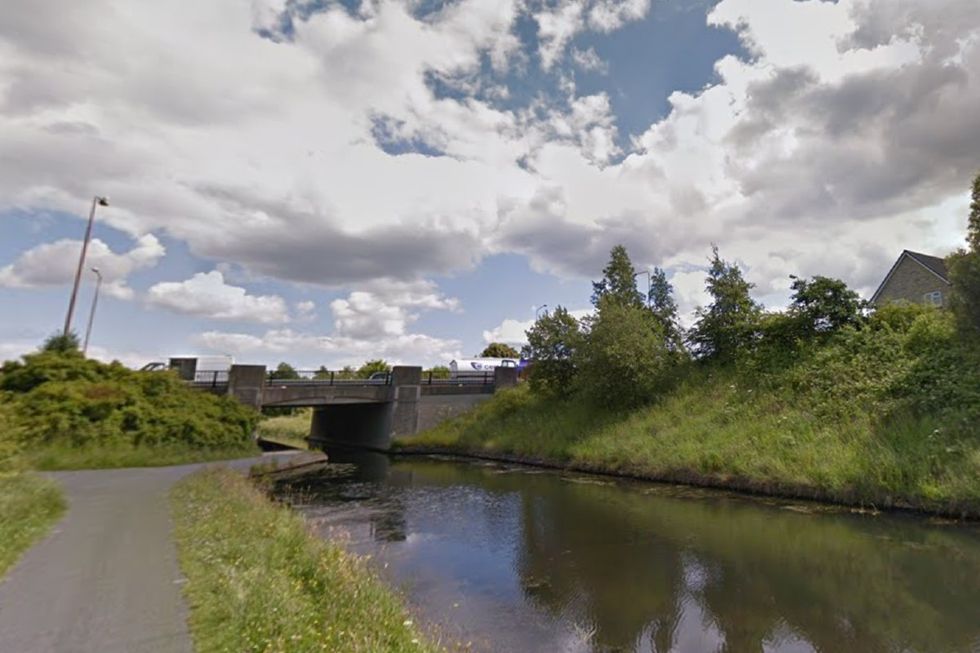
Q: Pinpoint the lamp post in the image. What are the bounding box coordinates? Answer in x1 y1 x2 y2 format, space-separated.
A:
634 270 651 307
535 304 549 319
64 196 110 337
83 267 103 355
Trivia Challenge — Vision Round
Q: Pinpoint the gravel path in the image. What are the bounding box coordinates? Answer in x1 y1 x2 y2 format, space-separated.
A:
0 454 299 653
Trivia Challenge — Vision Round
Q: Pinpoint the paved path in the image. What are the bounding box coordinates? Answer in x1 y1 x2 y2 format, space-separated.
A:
0 455 299 653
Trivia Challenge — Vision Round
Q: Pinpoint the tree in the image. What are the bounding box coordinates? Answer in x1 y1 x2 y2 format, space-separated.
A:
480 342 520 358
268 362 301 381
591 245 644 309
576 299 675 408
357 359 390 378
648 267 683 350
426 365 451 379
688 246 761 360
948 172 980 339
521 306 583 398
42 331 80 354
788 275 865 336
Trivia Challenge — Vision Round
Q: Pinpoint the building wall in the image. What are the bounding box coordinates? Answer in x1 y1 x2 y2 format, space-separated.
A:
874 257 950 308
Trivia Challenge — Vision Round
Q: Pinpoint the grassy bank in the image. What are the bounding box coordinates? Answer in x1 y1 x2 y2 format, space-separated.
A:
401 374 980 517
256 409 311 450
27 442 261 471
170 468 437 652
0 473 66 576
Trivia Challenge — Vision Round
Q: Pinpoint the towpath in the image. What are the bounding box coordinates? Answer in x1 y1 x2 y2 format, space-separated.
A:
0 454 300 653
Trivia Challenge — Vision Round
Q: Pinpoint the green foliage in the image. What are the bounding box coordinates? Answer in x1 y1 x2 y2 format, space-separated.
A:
0 473 65 577
576 299 677 409
41 331 80 354
357 359 390 378
648 267 683 350
171 468 436 653
788 275 866 336
479 342 520 358
0 351 259 465
522 306 584 398
947 172 980 340
689 246 762 360
591 245 644 308
267 362 300 380
426 365 451 379
410 306 980 514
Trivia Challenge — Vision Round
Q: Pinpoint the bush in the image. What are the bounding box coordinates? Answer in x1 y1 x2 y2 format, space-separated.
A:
1 351 258 455
523 306 584 398
576 301 679 408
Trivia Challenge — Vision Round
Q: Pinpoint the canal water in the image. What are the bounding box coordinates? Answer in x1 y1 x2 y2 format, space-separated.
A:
275 453 980 653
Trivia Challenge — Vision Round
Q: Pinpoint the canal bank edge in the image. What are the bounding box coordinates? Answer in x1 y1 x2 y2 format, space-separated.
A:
169 467 440 653
389 445 980 521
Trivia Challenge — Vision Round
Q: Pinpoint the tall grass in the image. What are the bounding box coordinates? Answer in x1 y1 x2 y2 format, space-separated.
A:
170 468 438 652
256 409 312 450
0 473 65 576
27 442 262 471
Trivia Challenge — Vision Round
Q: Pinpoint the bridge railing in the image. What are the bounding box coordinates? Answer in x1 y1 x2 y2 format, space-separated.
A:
191 370 229 387
265 371 391 386
424 372 494 385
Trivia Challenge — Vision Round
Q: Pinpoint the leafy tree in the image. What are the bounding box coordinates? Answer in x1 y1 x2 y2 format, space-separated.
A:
688 246 761 360
576 299 676 408
648 267 684 350
591 245 644 309
336 365 357 380
357 359 390 378
521 306 583 398
268 362 300 381
788 275 866 336
312 365 332 380
42 331 80 354
480 342 520 359
948 172 980 339
426 365 451 379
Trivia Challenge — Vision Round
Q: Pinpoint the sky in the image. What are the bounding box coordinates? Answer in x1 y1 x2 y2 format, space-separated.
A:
1 0 978 369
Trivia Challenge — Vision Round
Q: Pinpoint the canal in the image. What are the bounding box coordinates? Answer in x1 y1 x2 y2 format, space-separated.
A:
274 453 980 653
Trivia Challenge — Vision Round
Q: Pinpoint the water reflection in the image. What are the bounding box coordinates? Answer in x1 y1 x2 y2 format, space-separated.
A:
277 454 980 653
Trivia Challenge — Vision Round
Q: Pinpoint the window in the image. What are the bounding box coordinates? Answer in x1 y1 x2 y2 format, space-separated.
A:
923 291 943 306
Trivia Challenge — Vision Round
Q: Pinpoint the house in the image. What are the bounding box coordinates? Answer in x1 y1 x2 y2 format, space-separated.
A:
870 250 951 308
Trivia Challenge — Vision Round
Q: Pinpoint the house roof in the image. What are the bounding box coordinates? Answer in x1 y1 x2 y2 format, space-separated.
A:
904 250 949 282
870 249 951 305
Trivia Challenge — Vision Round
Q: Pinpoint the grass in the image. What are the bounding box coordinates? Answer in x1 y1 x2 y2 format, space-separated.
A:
401 376 980 516
26 442 262 471
256 410 312 450
0 472 66 576
170 468 439 653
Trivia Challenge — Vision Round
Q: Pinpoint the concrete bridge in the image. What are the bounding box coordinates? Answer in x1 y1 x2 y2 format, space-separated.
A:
184 364 516 450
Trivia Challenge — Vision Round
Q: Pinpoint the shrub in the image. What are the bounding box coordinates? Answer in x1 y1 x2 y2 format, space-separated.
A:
0 352 258 454
522 306 584 398
576 300 679 408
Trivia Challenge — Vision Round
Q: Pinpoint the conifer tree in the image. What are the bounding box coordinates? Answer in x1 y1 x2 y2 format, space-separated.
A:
591 245 644 309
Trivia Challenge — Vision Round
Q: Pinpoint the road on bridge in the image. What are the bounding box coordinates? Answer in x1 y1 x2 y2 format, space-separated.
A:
0 454 300 653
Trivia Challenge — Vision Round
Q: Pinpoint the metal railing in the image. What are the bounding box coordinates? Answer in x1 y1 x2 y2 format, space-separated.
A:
265 371 391 386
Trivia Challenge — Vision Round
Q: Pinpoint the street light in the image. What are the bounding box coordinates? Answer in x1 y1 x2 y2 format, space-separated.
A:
83 267 103 355
634 270 651 307
63 195 110 337
535 304 549 319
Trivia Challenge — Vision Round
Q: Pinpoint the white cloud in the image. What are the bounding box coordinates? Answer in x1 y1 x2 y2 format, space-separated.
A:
571 46 608 73
0 234 164 299
146 270 290 324
329 279 460 339
195 328 462 369
1 0 979 334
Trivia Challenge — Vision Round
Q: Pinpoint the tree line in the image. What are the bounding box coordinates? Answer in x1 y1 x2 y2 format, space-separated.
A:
522 173 980 409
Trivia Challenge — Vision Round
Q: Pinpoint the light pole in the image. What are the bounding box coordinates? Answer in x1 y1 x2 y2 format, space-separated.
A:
64 195 110 337
535 304 549 319
634 270 651 307
83 267 103 355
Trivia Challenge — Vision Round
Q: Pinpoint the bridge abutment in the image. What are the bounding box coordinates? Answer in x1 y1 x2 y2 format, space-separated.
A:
228 365 266 408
